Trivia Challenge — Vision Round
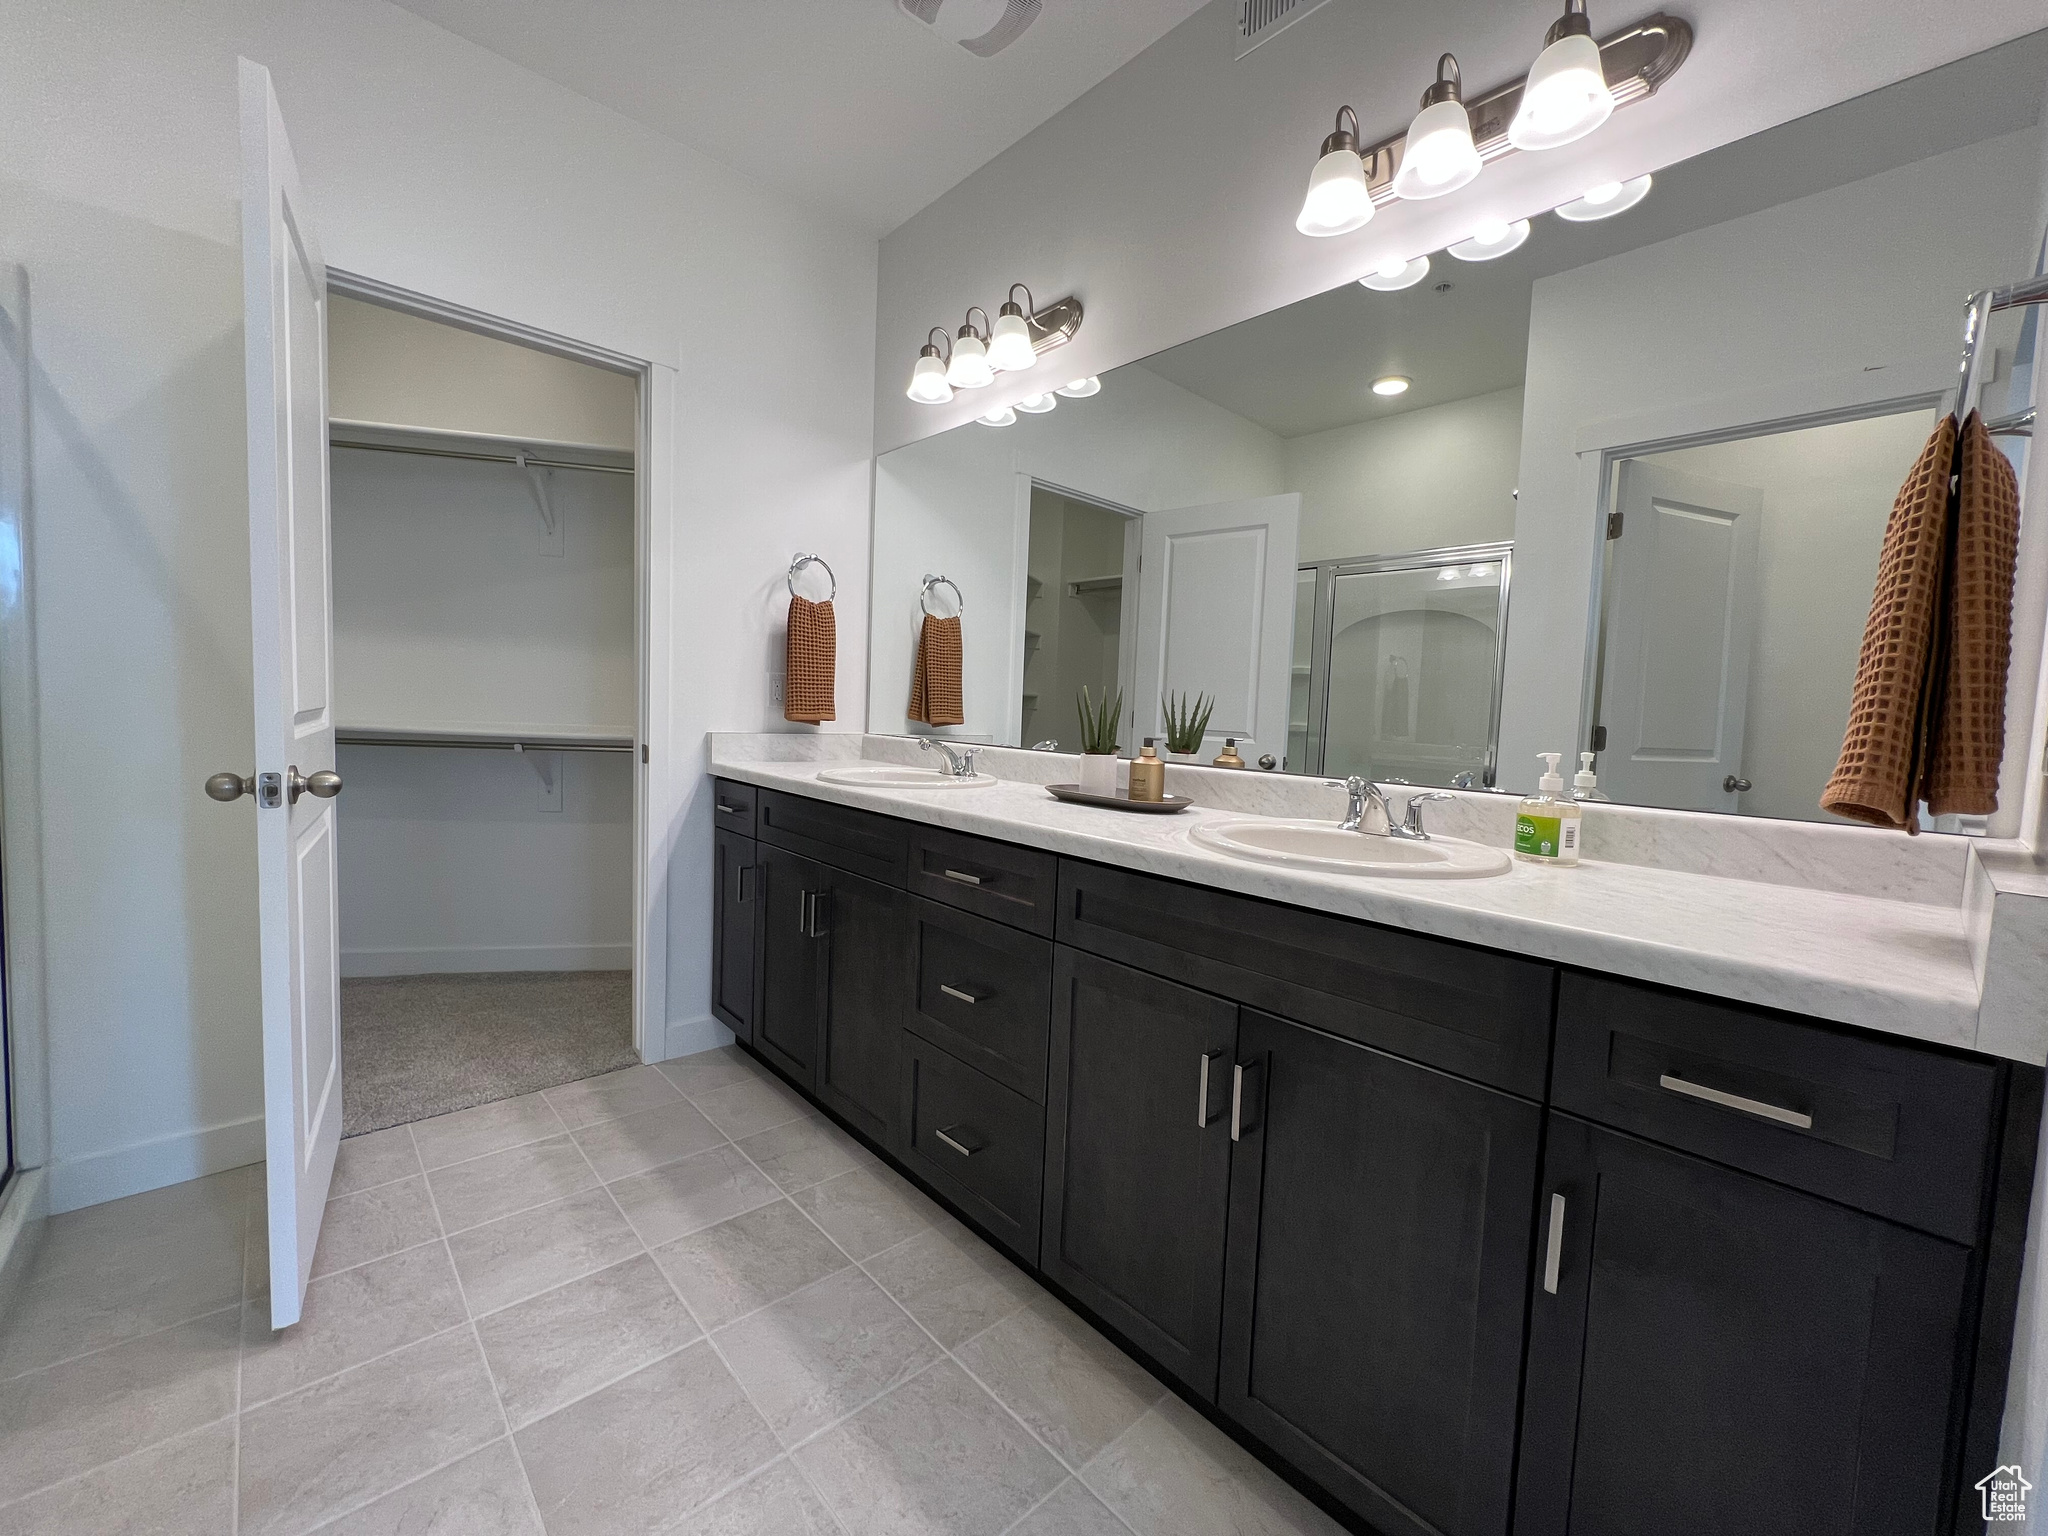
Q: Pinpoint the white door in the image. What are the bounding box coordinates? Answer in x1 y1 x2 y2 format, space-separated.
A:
240 59 343 1327
1127 494 1300 760
1595 461 1763 812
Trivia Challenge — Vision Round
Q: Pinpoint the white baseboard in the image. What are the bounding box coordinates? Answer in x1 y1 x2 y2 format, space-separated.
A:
48 1116 265 1214
341 942 632 978
659 1013 734 1062
0 1167 48 1316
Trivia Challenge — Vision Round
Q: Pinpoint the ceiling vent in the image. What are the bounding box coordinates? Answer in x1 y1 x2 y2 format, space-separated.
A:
1236 0 1334 59
897 0 1043 58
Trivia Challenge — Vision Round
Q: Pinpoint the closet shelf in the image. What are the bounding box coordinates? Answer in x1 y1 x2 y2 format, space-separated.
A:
337 723 635 753
328 419 634 476
1066 575 1122 596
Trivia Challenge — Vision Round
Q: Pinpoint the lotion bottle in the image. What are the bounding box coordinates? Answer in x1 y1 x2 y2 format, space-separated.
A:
1128 738 1166 802
1572 752 1611 802
1515 753 1581 865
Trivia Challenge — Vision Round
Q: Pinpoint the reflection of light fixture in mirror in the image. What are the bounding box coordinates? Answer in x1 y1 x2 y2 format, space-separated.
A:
1056 376 1101 398
1015 392 1058 414
1393 55 1482 201
1448 218 1531 261
1554 174 1651 221
1359 255 1431 292
1467 563 1494 578
1437 566 1460 581
1371 375 1412 397
987 284 1038 373
1509 0 1614 151
1296 107 1376 237
947 308 995 389
907 328 954 404
977 407 1017 427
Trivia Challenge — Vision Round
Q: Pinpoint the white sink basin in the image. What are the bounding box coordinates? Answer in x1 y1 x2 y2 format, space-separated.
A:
1192 819 1512 878
814 765 997 789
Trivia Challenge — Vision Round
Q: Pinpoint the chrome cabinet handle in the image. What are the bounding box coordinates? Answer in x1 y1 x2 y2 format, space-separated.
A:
1197 1050 1226 1129
806 891 828 939
1657 1073 1812 1130
716 802 744 815
1542 1193 1566 1294
936 1126 982 1157
1231 1061 1262 1142
939 984 984 1005
734 865 753 904
942 869 983 886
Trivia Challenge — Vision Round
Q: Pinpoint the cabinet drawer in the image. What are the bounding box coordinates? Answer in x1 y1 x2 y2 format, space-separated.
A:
900 1036 1044 1262
1057 860 1555 1098
712 777 757 832
757 788 909 886
909 826 1057 936
910 899 1053 1101
1553 972 2002 1244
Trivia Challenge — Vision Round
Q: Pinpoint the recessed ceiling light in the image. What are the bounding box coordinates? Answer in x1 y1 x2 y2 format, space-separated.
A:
1372 375 1412 397
1056 376 1102 398
1015 392 1058 414
977 407 1016 427
1448 218 1532 261
1359 256 1431 292
1554 174 1653 221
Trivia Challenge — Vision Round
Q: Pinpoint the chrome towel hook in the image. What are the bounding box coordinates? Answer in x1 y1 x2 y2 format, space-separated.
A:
920 573 964 617
787 552 837 601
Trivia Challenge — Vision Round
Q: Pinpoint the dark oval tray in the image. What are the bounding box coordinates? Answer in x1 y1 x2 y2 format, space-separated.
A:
1046 783 1195 814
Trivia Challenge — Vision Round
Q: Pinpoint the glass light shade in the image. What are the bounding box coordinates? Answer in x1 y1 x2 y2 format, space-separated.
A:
1296 149 1375 237
1392 99 1481 200
1508 31 1613 151
1371 375 1412 396
977 407 1017 427
1554 174 1652 221
1056 377 1101 398
906 352 954 405
1015 392 1058 414
1447 218 1531 261
1359 255 1431 292
946 332 994 389
987 310 1037 372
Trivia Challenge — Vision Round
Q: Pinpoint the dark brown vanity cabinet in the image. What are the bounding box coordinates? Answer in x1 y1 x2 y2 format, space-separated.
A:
752 842 825 1088
711 826 756 1040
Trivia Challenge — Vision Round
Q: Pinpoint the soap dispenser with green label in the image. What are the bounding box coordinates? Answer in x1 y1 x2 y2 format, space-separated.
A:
1515 753 1581 865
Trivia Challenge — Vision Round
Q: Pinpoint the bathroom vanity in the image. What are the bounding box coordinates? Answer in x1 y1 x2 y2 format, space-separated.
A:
708 761 2037 1536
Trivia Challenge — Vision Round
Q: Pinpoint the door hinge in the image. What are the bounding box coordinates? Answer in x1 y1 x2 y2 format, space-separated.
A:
1606 510 1624 540
641 743 649 764
1591 725 1607 752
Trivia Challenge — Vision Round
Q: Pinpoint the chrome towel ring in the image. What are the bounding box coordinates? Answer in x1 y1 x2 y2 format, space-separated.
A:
920 573 964 617
787 552 837 601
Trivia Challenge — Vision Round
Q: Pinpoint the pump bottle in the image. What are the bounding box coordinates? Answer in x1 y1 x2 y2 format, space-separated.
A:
1515 753 1581 865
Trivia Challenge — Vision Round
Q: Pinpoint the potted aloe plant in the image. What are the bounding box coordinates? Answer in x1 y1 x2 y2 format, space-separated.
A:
1076 684 1123 796
1161 690 1214 764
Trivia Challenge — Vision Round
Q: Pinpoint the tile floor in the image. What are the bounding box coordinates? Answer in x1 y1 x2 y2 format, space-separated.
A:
0 1047 1349 1536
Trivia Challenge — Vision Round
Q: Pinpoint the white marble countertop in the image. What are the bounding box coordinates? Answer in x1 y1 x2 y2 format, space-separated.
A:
710 746 1993 1059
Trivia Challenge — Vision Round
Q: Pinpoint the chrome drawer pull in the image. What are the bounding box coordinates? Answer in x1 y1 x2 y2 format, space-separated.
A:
716 803 744 815
1658 1074 1813 1130
1197 1050 1223 1129
1542 1193 1566 1294
1230 1064 1246 1142
939 984 983 1005
942 869 983 886
936 1127 982 1157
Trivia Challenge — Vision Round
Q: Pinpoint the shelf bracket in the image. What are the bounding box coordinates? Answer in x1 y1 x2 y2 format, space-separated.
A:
512 742 564 810
515 451 564 556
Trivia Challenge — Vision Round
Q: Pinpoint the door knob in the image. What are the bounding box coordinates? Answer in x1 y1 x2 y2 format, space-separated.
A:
288 766 343 804
1722 775 1752 794
204 772 254 802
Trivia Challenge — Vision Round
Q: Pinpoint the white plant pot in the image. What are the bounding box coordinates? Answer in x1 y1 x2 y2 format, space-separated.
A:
1079 753 1118 797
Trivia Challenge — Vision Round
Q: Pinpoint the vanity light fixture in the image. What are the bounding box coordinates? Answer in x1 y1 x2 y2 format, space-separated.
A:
906 328 955 404
1056 376 1102 398
1555 174 1652 221
1371 375 1413 396
1392 55 1482 201
1359 255 1432 292
946 308 996 390
1296 107 1378 237
1508 0 1615 151
987 285 1039 373
1015 392 1058 413
1448 218 1531 261
977 407 1017 427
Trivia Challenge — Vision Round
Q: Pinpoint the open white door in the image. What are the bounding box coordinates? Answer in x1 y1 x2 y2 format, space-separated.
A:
1594 461 1763 812
1128 494 1300 760
240 59 342 1327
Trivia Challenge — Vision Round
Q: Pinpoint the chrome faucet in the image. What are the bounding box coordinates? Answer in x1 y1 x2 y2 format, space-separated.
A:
919 738 980 778
1339 776 1393 833
1393 790 1454 841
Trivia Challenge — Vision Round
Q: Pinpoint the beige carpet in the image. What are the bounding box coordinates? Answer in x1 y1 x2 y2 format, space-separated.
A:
339 970 637 1137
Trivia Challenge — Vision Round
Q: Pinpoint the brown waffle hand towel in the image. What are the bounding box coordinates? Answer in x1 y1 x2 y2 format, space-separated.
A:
908 613 964 727
784 596 836 724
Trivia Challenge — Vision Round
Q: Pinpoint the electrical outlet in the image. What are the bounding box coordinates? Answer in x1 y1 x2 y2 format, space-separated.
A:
769 673 785 707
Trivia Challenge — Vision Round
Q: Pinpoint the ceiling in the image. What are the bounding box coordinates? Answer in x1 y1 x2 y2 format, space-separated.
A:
386 0 1213 235
1138 31 2048 439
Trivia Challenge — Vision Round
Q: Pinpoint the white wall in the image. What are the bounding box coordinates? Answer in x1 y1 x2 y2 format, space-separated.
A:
5 0 876 1211
1499 128 2043 794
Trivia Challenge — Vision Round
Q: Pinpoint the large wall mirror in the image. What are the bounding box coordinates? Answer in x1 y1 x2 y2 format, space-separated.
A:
869 32 2047 832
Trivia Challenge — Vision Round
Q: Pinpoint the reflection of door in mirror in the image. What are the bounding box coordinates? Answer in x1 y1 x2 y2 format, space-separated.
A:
1286 567 1316 771
1023 488 1130 752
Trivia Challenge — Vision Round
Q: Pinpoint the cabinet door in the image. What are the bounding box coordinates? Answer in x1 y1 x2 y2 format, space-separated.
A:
1516 1114 1973 1536
1219 1011 1539 1536
754 843 826 1090
1042 948 1238 1398
815 866 909 1145
712 828 757 1040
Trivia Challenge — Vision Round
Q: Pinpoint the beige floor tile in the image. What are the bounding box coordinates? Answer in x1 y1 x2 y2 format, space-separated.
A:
795 1360 1064 1536
956 1299 1162 1467
0 1307 240 1506
659 1046 771 1100
651 1200 850 1331
691 1075 813 1139
238 1327 504 1536
241 1243 466 1406
476 1255 700 1429
572 1099 725 1183
736 1115 876 1193
515 1341 779 1534
0 1416 235 1536
608 1145 781 1249
864 1225 1039 1349
426 1136 597 1234
410 1093 566 1171
308 1439 541 1535
31 1171 246 1280
670 1458 841 1536
1006 1477 1132 1536
1081 1396 1346 1536
330 1126 423 1197
312 1177 442 1279
790 1168 936 1261
714 1267 939 1446
445 1189 642 1318
542 1064 680 1131
247 1181 273 1301
0 1225 245 1377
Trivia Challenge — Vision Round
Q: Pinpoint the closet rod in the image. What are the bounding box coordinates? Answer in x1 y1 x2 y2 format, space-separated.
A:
337 732 633 753
330 439 634 476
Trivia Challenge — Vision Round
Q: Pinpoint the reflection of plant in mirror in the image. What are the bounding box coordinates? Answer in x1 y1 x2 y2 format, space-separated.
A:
1162 691 1214 755
1077 685 1123 755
